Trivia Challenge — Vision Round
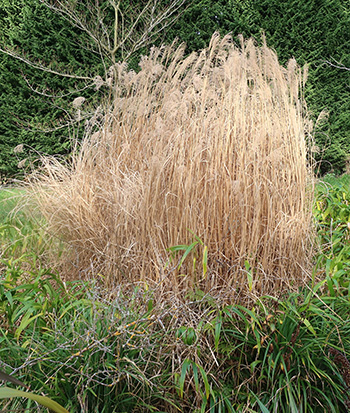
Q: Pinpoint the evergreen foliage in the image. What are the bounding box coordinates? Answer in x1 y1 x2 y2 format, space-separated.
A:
0 0 187 178
0 0 103 178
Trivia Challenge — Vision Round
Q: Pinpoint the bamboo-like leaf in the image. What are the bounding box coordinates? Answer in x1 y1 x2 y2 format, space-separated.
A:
0 369 27 388
187 229 204 246
178 241 199 269
250 390 270 413
214 316 222 351
303 318 316 335
244 260 253 291
192 362 199 392
202 245 208 278
197 364 210 400
15 311 43 340
179 358 191 398
0 387 69 413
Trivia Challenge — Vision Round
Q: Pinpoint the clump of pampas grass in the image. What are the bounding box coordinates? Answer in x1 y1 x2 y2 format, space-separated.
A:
29 33 315 301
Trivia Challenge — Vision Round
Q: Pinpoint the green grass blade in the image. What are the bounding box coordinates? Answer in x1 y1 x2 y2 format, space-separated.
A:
214 316 222 351
250 390 270 413
197 364 210 400
202 245 208 277
15 311 43 341
178 241 199 269
179 358 191 398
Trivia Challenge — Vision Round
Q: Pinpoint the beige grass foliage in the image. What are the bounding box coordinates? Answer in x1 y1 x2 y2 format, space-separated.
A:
30 33 315 299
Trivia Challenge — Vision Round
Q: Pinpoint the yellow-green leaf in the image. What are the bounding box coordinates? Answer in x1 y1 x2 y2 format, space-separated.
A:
0 387 69 413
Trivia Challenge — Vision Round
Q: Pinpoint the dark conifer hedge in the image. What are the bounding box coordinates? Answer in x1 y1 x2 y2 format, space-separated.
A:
0 0 101 178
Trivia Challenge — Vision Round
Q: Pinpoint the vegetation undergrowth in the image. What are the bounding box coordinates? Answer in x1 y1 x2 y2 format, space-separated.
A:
313 174 350 295
0 186 63 264
0 266 350 411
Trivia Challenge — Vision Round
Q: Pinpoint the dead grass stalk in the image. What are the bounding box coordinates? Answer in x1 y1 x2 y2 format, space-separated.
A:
29 33 315 300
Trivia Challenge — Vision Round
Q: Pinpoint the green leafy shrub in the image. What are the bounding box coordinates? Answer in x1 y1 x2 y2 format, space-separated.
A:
314 175 350 295
0 275 178 412
173 291 350 412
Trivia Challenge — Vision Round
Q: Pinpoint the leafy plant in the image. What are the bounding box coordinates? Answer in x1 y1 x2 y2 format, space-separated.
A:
0 387 69 413
314 177 350 295
167 230 208 280
215 292 350 411
0 359 68 412
0 256 64 339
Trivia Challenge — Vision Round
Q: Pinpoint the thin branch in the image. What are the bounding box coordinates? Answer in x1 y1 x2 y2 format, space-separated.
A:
22 73 95 98
40 0 187 67
322 57 350 71
109 0 121 62
116 0 154 55
118 0 187 60
0 46 94 81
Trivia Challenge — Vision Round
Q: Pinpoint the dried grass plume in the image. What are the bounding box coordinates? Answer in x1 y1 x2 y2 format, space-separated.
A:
29 33 315 300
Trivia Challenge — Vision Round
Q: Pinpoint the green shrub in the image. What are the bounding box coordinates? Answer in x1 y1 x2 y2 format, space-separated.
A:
314 175 350 295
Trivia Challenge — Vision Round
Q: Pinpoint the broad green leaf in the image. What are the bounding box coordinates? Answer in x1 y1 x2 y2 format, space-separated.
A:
0 387 69 413
236 305 262 327
178 241 199 269
303 318 316 335
322 205 332 219
251 390 270 413
214 317 222 351
247 271 253 292
167 244 189 253
15 311 43 340
4 291 13 307
192 362 199 392
198 364 210 400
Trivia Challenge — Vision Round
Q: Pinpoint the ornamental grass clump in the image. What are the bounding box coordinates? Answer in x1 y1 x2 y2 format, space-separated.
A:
30 33 314 299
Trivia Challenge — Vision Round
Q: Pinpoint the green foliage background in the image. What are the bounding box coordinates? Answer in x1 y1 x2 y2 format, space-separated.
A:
0 0 101 177
0 0 349 177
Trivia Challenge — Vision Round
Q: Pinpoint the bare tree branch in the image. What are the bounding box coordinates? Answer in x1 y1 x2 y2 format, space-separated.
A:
0 46 94 81
322 57 350 71
40 0 188 66
0 0 187 136
22 72 95 99
1 0 187 81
